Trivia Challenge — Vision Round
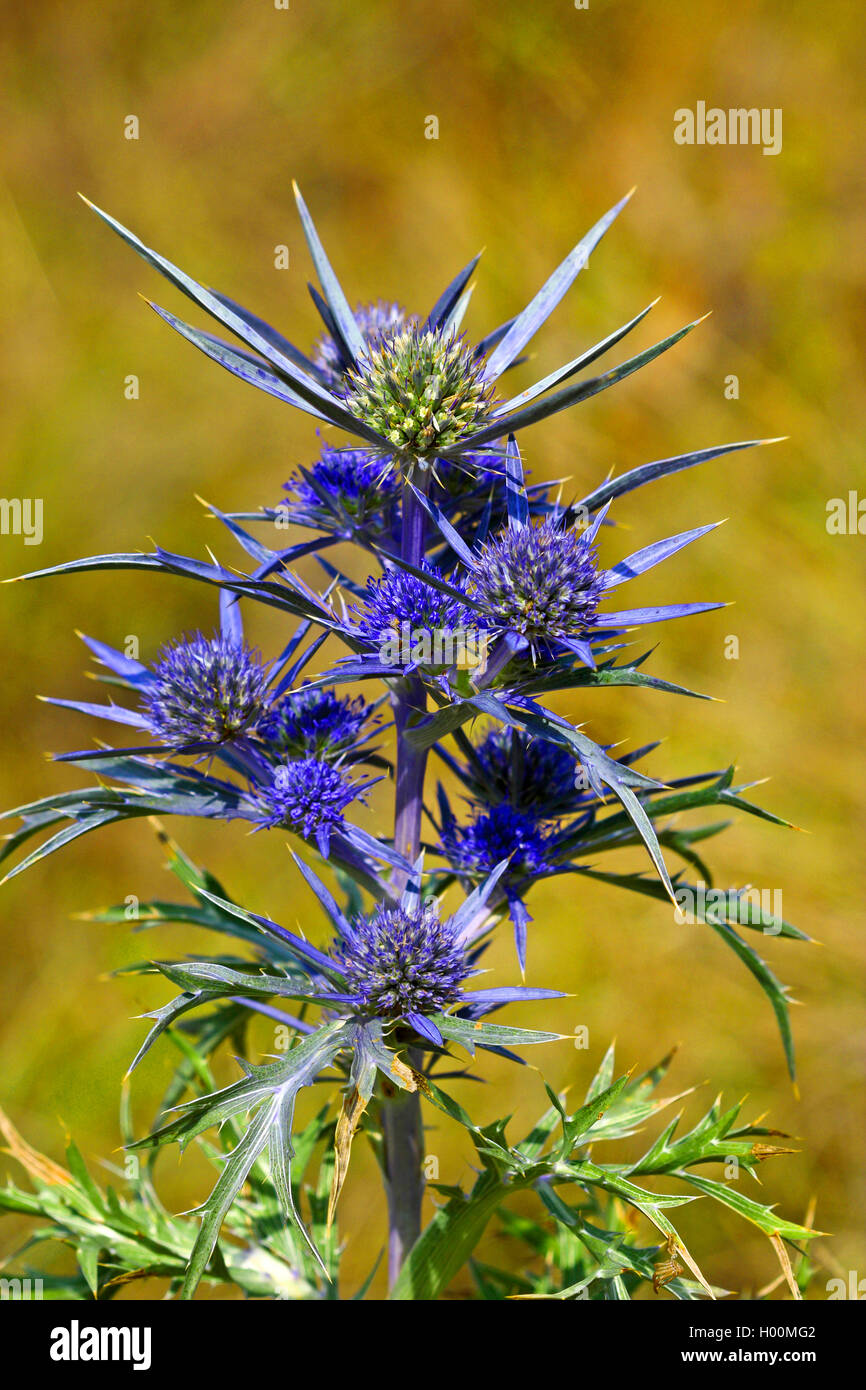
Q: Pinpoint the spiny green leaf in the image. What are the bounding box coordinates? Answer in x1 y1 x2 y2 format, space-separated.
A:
677 1172 823 1243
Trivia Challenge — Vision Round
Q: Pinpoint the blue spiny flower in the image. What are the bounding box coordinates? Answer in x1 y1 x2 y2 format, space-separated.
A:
460 726 579 813
333 901 469 1020
471 517 607 651
283 442 397 517
407 440 725 673
81 184 705 496
351 560 479 658
443 726 667 826
258 686 373 761
143 633 270 746
441 802 551 882
265 854 563 1047
249 757 368 855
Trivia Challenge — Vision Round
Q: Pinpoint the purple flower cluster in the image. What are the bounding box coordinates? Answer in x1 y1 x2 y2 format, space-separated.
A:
471 519 606 647
333 901 469 1018
467 726 579 813
283 443 397 516
441 802 551 882
258 686 372 760
249 757 362 854
351 560 477 650
142 633 270 746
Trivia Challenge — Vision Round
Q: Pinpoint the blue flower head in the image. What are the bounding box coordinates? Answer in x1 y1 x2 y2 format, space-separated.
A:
467 727 578 814
442 802 551 881
142 633 270 746
440 802 553 971
83 185 707 498
351 561 478 652
471 519 606 650
333 901 469 1018
283 443 397 518
275 853 562 1048
258 686 372 760
249 757 363 854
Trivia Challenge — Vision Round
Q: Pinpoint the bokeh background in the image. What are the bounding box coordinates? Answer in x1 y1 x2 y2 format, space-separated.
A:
1 0 864 1299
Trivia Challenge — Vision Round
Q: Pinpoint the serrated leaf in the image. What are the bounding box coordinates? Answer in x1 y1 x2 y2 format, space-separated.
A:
678 1172 822 1243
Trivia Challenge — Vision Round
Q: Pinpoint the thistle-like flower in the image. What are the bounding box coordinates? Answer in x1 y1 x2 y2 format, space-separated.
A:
431 450 507 500
440 801 552 967
470 518 607 650
142 633 270 746
80 184 707 506
402 445 725 673
441 802 551 882
333 901 469 1021
249 757 369 855
258 686 373 761
457 726 579 813
350 560 479 663
269 854 563 1047
343 326 498 477
283 442 397 520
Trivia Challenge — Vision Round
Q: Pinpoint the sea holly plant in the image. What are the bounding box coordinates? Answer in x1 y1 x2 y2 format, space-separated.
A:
0 186 819 1301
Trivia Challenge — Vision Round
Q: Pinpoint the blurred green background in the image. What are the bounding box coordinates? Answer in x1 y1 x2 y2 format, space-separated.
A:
1 0 864 1298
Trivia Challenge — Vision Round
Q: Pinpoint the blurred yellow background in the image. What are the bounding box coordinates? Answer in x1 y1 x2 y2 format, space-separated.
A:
1 0 864 1298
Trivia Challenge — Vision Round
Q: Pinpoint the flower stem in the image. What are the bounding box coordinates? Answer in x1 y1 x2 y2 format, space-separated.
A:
382 471 430 1286
392 681 427 874
392 473 430 881
381 1062 425 1285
